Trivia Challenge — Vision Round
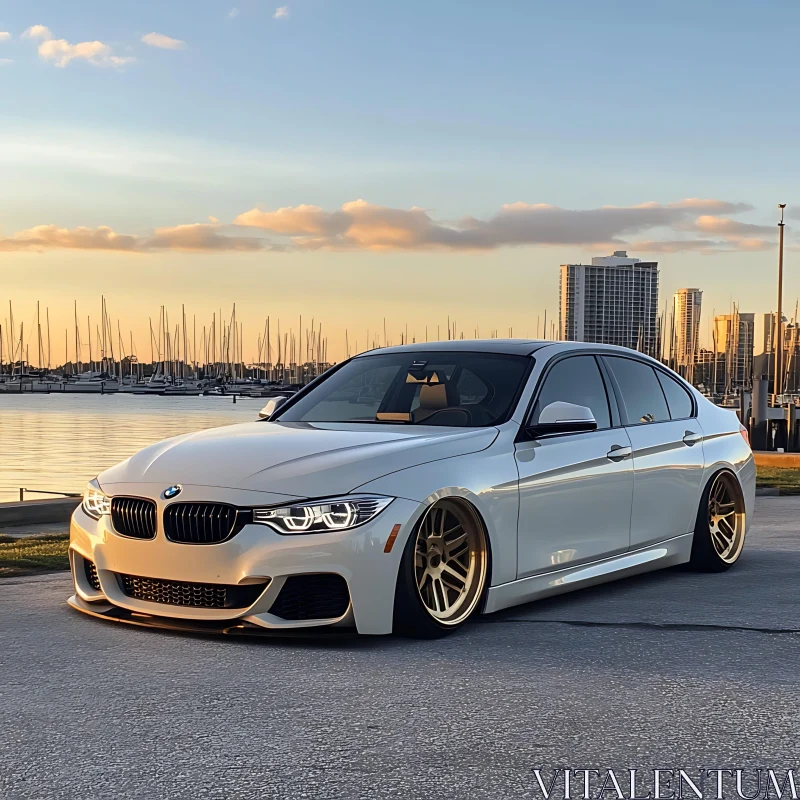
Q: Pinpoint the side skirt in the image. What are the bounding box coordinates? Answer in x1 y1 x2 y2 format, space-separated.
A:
482 533 693 614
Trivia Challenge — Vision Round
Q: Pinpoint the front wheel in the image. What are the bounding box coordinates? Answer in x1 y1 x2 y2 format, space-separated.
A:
393 499 489 638
688 470 746 572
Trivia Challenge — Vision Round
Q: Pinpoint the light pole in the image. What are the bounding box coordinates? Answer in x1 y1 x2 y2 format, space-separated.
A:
773 204 786 405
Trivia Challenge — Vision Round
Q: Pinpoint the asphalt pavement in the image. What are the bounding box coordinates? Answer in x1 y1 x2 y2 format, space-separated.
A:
1 497 799 800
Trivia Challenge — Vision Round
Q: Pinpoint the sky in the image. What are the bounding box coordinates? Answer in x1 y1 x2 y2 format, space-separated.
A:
1 0 799 364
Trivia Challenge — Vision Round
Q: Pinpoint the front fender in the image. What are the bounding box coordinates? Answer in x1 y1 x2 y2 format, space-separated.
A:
353 445 519 585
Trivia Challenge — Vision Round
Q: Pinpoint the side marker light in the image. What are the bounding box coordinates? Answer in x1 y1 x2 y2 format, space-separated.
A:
384 524 402 553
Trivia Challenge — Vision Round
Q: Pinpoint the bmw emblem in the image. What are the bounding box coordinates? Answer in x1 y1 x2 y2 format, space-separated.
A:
163 485 182 499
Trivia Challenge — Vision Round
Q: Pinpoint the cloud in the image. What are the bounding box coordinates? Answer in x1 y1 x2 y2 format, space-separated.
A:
690 215 774 251
145 223 265 251
22 25 52 40
627 239 721 254
107 55 136 67
274 6 290 19
0 225 139 252
0 223 271 253
234 197 767 253
667 198 753 213
2 199 773 256
0 58 13 66
0 32 11 42
38 39 110 67
234 204 350 236
141 32 187 50
693 215 773 237
23 26 133 68
228 7 239 18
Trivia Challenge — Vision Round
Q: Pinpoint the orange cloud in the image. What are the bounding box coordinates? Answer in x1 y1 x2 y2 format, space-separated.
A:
2 200 775 256
0 223 272 253
0 225 138 252
694 215 772 237
691 215 773 251
234 204 348 236
235 198 768 253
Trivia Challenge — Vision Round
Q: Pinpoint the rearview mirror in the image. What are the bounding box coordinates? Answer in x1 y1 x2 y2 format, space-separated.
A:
526 401 597 437
259 396 288 420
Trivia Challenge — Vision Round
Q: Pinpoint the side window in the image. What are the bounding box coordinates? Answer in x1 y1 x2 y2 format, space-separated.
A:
656 371 694 420
605 357 669 425
531 356 611 430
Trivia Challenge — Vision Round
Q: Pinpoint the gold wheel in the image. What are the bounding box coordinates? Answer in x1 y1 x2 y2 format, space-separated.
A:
414 500 488 626
708 472 745 564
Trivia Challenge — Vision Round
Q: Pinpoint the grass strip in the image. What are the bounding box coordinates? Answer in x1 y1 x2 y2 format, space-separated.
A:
756 466 800 495
0 534 70 577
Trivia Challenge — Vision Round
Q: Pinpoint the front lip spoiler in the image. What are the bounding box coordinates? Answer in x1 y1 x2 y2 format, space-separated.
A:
66 595 356 639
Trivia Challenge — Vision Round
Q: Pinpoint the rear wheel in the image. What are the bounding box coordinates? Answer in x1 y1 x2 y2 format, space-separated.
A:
688 470 746 572
393 499 489 638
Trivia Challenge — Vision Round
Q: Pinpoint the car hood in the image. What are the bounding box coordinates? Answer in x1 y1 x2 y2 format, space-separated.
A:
98 421 498 499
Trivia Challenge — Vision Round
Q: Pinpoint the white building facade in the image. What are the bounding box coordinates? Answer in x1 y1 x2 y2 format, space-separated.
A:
559 251 660 357
673 288 703 368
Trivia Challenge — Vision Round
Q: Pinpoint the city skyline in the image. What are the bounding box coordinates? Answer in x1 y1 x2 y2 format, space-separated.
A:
4 265 790 372
1 1 798 356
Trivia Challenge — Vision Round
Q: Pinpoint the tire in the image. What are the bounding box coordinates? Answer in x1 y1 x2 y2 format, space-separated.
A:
688 470 746 572
393 499 489 638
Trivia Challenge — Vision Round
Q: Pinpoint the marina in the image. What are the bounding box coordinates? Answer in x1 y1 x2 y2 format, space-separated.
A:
0 300 335 396
0 393 261 503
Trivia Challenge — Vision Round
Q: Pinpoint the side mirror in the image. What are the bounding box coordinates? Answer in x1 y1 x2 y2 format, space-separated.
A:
259 396 288 420
526 401 597 437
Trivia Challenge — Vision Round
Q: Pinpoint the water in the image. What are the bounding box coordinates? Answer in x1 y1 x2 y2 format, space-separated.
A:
0 394 264 503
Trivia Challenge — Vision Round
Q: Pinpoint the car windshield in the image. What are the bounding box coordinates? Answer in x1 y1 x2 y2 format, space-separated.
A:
277 351 531 427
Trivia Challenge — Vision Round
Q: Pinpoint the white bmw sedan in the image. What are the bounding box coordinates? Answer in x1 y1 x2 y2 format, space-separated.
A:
69 340 755 638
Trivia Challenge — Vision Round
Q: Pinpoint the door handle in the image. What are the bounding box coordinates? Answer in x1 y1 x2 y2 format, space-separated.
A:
606 444 632 462
682 431 702 446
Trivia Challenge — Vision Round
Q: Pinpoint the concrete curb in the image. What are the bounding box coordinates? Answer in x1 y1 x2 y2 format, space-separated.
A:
0 497 80 526
754 453 800 468
756 487 781 497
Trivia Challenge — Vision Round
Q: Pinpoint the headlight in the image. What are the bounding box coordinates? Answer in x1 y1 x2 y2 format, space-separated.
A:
253 495 393 534
82 480 111 519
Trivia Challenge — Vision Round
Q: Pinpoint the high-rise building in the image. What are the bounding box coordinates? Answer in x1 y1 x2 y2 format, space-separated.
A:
559 251 659 357
762 312 788 355
758 312 800 394
714 311 754 392
672 288 703 368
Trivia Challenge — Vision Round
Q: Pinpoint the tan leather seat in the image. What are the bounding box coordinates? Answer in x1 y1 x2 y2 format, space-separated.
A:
414 382 454 422
419 382 449 411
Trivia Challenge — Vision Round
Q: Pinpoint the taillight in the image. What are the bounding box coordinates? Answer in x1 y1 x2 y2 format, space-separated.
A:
739 424 750 448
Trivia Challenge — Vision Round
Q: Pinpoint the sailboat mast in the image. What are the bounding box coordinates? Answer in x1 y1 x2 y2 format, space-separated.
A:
46 307 51 371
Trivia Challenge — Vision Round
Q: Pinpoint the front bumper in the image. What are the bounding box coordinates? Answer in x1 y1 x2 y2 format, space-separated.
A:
68 487 421 635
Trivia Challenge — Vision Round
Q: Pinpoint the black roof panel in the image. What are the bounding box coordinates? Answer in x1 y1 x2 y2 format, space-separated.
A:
354 339 548 358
